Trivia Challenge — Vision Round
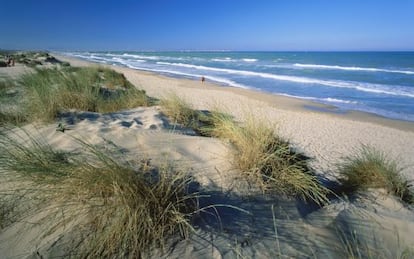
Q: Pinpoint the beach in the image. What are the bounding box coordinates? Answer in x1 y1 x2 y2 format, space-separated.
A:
56 54 414 180
1 53 413 258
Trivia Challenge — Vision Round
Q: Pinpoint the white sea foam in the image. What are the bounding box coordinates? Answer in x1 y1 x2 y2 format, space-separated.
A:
211 57 235 62
322 97 358 104
211 57 257 62
294 63 414 75
123 63 249 89
156 62 414 98
121 53 161 60
242 58 258 62
112 57 146 63
279 94 358 104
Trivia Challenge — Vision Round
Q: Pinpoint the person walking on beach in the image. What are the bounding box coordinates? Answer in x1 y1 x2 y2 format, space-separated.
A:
201 76 205 83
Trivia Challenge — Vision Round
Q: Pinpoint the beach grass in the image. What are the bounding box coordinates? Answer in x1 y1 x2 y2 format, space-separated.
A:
336 226 414 259
338 146 413 204
160 94 200 128
0 129 199 257
208 112 329 204
0 79 27 125
0 78 14 98
160 93 219 136
160 95 328 204
20 66 150 122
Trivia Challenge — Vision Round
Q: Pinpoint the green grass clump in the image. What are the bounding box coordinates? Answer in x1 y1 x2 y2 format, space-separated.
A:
209 113 329 204
0 78 13 96
20 66 150 122
0 129 73 182
160 94 217 135
0 130 198 257
160 95 328 204
338 146 413 204
76 156 197 257
160 94 200 128
0 79 27 125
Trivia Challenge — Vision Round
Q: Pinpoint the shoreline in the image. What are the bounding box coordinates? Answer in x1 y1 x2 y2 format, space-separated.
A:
54 53 414 132
53 53 414 179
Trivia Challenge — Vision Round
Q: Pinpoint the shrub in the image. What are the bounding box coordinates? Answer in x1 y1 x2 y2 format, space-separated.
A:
338 146 413 204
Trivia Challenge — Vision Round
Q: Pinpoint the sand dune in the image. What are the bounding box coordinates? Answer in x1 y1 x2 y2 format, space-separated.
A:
0 55 413 258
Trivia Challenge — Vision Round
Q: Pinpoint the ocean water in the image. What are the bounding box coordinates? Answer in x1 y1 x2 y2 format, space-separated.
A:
64 51 414 122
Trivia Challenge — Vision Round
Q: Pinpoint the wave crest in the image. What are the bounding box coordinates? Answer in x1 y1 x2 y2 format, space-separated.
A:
294 63 414 75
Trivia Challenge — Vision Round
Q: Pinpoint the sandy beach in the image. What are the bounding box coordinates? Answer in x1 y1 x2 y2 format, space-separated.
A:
55 54 414 180
0 54 413 258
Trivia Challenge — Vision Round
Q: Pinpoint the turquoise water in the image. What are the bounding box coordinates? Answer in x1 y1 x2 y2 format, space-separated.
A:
65 51 414 122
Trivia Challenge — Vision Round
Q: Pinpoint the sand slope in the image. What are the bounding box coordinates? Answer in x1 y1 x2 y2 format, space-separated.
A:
1 56 413 258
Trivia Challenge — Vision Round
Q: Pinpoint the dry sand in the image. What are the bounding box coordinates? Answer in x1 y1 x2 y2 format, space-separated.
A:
0 55 413 258
56 54 414 180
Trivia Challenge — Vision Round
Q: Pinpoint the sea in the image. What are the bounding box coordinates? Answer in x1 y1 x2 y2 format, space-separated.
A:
64 51 414 122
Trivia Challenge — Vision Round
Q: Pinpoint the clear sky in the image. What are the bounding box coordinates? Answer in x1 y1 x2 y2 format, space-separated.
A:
1 0 413 51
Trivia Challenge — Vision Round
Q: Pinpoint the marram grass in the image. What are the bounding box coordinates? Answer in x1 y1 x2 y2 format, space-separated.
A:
160 93 219 136
338 145 413 204
19 66 150 122
160 93 200 128
160 95 329 205
207 112 329 205
0 129 199 257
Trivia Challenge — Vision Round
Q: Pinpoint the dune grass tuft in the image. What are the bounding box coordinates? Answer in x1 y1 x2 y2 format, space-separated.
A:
338 146 413 204
0 130 199 257
0 79 25 124
160 94 218 136
160 95 328 204
19 66 150 122
208 113 329 204
160 94 199 127
0 129 74 182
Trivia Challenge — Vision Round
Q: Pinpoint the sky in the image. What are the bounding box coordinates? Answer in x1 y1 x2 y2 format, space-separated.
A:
0 0 413 51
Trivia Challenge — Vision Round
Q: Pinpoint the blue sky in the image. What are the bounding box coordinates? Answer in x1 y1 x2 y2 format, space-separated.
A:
1 0 413 51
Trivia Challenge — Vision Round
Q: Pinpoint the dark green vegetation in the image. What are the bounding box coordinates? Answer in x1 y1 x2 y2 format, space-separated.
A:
338 146 413 204
0 130 198 257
